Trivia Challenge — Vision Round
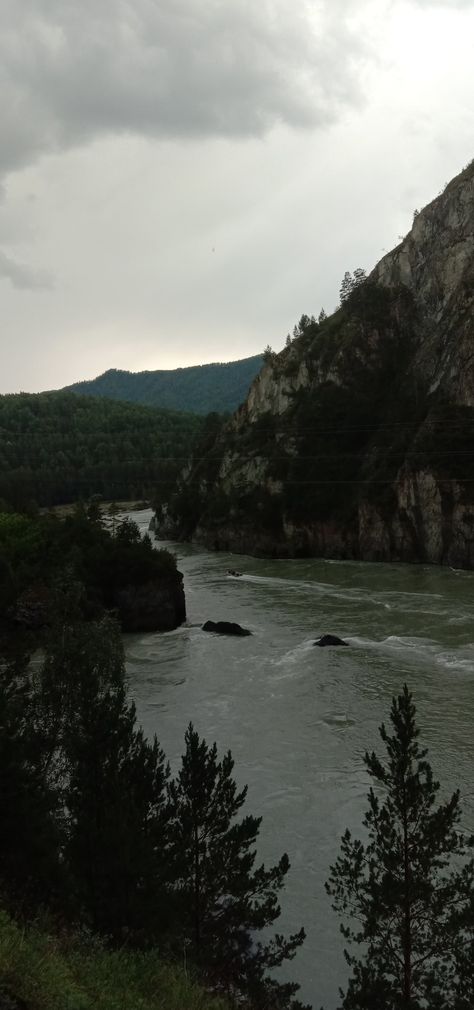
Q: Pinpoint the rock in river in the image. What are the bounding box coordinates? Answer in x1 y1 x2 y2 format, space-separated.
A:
314 634 349 647
202 620 252 637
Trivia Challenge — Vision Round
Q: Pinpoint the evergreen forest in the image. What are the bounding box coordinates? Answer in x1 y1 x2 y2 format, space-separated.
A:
65 355 263 415
0 391 204 510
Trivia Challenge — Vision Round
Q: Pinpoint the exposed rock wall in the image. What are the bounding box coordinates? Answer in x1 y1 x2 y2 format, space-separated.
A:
167 160 474 569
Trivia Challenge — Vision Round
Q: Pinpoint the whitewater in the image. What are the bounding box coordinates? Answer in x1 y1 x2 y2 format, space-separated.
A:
125 509 474 1009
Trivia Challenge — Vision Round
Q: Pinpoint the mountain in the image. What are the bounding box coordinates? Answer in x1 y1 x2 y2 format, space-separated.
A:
0 391 202 509
64 355 264 415
164 159 474 569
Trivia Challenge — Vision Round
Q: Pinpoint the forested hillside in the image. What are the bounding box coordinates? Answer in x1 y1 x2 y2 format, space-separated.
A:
0 391 203 509
65 355 263 414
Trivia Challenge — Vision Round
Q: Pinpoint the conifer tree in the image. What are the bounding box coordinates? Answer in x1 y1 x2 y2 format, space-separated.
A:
326 685 474 1009
0 637 63 910
339 271 355 304
42 614 171 940
168 723 308 1008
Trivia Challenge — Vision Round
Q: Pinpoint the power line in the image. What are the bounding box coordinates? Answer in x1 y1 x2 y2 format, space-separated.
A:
1 415 474 439
3 450 474 466
3 476 474 488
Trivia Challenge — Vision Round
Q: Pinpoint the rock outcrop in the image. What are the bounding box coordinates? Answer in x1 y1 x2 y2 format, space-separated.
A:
202 620 252 636
166 160 474 569
115 573 186 632
314 635 349 648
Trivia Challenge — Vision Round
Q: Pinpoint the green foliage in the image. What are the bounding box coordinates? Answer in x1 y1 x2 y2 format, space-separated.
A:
166 283 426 543
263 345 276 365
327 686 474 1009
412 401 474 485
0 510 177 626
49 618 171 939
0 645 65 913
271 284 417 528
66 357 263 416
0 390 203 510
0 615 306 1009
339 268 367 305
0 910 230 1010
168 724 307 1008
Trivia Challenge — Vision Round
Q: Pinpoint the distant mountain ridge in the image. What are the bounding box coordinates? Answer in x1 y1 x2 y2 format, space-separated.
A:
64 355 264 415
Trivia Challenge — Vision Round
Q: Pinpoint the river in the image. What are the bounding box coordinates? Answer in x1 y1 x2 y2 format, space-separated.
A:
124 508 474 1009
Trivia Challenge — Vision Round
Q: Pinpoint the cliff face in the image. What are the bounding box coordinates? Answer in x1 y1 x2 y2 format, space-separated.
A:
168 160 474 569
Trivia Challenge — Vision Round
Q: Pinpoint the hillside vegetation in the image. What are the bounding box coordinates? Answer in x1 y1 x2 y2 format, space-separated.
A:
0 391 203 510
0 593 308 1010
0 909 229 1010
65 356 263 415
0 509 184 632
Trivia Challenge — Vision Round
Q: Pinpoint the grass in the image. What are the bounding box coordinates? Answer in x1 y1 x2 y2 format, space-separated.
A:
0 910 229 1010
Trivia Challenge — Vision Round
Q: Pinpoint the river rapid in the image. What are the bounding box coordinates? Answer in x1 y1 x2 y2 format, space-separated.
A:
124 508 474 1009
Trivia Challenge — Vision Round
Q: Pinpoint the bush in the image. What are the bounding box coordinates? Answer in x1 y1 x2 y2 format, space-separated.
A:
0 910 230 1010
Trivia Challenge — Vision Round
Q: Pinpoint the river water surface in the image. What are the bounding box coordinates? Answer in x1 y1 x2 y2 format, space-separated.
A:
125 509 474 1009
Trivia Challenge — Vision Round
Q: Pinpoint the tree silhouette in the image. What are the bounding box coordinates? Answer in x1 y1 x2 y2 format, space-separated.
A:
327 685 474 1009
168 723 308 1008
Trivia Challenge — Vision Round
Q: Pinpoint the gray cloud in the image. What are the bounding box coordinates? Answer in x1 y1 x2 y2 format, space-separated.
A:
0 0 368 293
0 0 365 177
0 250 53 290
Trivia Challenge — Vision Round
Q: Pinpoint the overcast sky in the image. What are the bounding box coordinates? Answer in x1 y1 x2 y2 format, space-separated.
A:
0 0 473 393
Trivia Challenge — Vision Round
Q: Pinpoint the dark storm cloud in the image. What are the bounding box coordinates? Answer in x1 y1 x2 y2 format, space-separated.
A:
0 250 53 290
0 0 364 176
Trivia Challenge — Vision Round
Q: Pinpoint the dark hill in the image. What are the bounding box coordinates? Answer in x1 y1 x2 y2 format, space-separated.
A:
64 355 264 415
0 390 202 509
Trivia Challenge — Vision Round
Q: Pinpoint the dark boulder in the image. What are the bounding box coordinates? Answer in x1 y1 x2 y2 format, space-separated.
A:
202 620 252 637
314 634 349 647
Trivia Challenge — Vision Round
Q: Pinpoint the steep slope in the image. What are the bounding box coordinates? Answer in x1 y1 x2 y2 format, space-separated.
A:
64 355 263 415
166 160 474 569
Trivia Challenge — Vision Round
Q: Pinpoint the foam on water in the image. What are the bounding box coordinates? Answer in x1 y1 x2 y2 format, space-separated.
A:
125 512 474 1010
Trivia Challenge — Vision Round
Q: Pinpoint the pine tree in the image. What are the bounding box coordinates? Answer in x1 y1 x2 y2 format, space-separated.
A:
326 685 474 1009
86 494 103 525
108 501 120 536
168 723 308 1008
0 637 63 911
42 614 171 940
340 268 366 305
339 271 355 304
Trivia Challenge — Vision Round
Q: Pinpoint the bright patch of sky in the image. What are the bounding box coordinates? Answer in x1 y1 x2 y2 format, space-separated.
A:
0 0 473 392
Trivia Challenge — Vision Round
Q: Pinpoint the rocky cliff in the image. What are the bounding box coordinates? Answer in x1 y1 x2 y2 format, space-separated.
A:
164 160 474 569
